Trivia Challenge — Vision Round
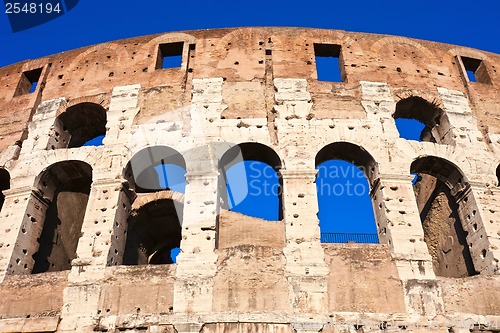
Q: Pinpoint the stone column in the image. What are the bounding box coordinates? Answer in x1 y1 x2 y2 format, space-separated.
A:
102 84 141 147
173 171 218 314
171 77 226 317
0 186 37 281
19 98 65 155
281 168 329 314
438 87 488 150
55 82 139 331
377 174 444 317
360 81 399 138
57 179 126 332
467 184 500 275
69 179 126 281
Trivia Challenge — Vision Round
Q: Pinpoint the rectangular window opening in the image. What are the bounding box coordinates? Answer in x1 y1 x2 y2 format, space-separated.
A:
157 42 184 69
314 43 343 82
15 67 42 96
460 56 491 84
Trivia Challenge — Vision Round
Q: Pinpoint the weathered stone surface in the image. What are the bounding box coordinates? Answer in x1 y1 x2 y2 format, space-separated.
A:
0 27 499 332
323 244 406 313
0 271 67 319
217 210 284 249
438 275 500 315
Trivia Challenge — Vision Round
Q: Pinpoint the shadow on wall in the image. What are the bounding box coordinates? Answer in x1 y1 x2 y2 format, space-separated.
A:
496 165 500 186
123 198 182 265
48 102 107 150
411 156 478 278
393 96 451 144
125 145 186 194
122 145 187 265
31 161 92 274
0 169 10 212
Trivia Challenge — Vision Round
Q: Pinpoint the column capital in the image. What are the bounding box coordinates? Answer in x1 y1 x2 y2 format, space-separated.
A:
391 252 433 262
91 178 124 188
3 186 33 198
173 323 204 333
280 168 317 179
185 171 218 181
468 180 490 189
378 173 415 183
291 321 324 333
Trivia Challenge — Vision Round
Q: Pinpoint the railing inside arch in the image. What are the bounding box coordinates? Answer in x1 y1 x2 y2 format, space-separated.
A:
320 232 379 244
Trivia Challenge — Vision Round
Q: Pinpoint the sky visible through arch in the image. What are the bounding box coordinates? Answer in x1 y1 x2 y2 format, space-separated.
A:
2 0 498 245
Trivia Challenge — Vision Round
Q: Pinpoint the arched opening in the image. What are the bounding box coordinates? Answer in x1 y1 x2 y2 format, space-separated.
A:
411 156 478 277
0 168 10 211
47 102 107 149
125 146 186 194
31 161 92 274
121 146 187 265
123 196 183 265
218 143 282 221
315 142 379 243
393 96 451 144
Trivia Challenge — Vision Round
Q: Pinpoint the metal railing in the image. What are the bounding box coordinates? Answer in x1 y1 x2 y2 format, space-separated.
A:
320 232 379 244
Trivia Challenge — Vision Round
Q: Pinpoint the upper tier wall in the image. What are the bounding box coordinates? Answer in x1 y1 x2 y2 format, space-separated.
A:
0 27 499 153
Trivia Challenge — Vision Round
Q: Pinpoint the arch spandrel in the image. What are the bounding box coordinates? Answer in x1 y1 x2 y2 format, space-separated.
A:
65 42 130 74
370 36 438 63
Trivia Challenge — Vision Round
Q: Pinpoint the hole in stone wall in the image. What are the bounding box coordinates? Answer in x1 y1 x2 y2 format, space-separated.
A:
0 168 10 212
460 56 491 84
218 143 282 221
393 96 451 144
314 43 343 82
14 67 43 96
31 161 92 274
123 199 182 265
49 102 107 149
315 142 379 244
156 42 184 69
411 156 478 277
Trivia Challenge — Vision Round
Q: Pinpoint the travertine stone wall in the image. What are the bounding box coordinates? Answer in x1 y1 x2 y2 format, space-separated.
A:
0 27 499 332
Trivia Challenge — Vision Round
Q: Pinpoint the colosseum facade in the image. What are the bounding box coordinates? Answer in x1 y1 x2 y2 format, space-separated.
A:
0 27 499 332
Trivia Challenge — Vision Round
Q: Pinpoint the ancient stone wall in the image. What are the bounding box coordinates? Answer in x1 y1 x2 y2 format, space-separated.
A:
0 27 499 332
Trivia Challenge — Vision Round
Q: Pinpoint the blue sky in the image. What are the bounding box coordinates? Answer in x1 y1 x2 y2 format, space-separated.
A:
1 0 499 67
1 0 498 243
